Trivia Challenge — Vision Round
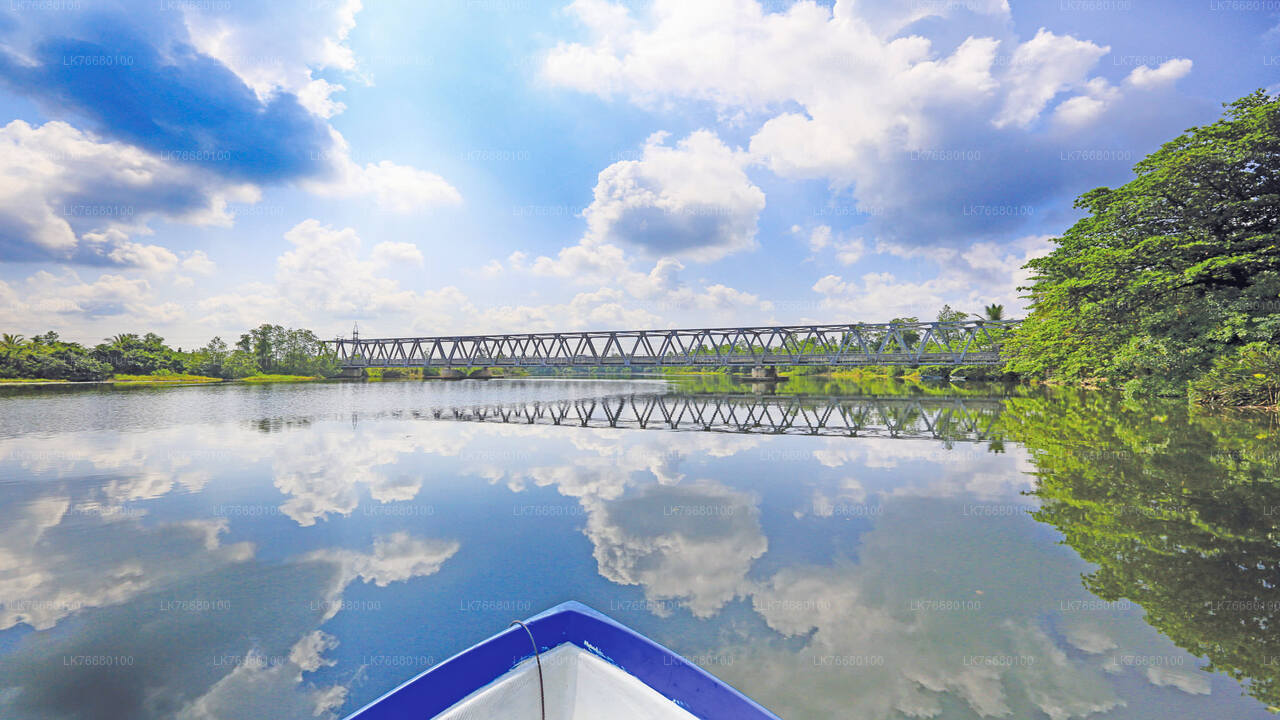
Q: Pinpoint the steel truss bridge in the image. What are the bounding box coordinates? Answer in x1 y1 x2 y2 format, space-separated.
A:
324 320 1019 370
421 393 1007 442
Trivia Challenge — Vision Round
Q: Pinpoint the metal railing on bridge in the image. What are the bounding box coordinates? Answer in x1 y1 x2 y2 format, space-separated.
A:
323 320 1019 369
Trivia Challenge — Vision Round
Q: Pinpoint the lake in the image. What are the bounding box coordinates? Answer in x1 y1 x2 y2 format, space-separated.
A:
1 377 1277 719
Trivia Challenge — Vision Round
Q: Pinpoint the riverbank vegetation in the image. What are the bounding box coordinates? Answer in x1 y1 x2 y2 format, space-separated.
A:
0 332 113 380
0 325 339 382
112 373 223 385
667 373 1022 398
1006 91 1280 406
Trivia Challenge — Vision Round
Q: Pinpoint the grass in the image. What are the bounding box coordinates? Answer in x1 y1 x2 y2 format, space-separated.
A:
657 369 726 376
113 373 223 384
0 377 87 384
811 368 923 380
365 367 427 380
237 374 319 383
826 369 884 379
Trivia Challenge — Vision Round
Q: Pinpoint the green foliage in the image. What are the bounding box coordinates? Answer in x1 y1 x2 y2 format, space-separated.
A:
1008 91 1280 398
0 331 112 380
112 373 221 384
935 304 968 323
186 336 229 378
1189 342 1280 407
669 372 1025 399
885 316 920 349
1003 391 1280 709
1 325 336 381
91 333 186 375
222 350 261 379
237 324 339 377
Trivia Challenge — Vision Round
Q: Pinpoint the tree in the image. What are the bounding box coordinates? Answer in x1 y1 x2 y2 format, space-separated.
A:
94 334 137 372
240 324 287 373
877 316 920 351
2 324 335 381
0 334 26 355
276 328 337 376
0 332 111 380
93 332 184 375
936 304 968 323
188 336 230 378
932 305 969 349
1189 342 1280 407
222 350 260 378
981 304 1005 322
1007 91 1280 397
233 324 335 376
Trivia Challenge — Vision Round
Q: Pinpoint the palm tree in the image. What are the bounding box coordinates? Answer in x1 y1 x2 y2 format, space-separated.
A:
97 333 138 369
972 305 1007 349
0 334 26 355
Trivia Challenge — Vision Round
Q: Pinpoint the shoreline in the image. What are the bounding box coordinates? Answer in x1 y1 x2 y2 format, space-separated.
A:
3 372 1274 411
0 375 322 387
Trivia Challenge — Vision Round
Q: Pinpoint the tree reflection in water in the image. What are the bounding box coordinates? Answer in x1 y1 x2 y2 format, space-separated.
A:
1005 390 1280 710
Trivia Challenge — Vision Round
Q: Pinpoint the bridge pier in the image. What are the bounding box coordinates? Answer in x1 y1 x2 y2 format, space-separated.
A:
338 367 367 379
439 368 466 380
468 368 493 380
744 366 787 383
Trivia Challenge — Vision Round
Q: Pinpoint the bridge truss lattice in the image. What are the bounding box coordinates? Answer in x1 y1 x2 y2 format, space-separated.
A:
324 321 1019 369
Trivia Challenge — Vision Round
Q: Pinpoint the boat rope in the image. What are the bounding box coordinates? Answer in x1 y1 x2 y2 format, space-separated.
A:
510 620 546 720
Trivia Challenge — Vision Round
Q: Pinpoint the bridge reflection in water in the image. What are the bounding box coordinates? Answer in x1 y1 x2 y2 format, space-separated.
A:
423 393 1006 442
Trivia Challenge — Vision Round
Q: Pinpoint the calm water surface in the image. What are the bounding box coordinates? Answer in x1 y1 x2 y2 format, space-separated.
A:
1 378 1277 719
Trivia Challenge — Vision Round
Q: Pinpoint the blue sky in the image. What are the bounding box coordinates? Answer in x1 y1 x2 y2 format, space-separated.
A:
0 0 1276 346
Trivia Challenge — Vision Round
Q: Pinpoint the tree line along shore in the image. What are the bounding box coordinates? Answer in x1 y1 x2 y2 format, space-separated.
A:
0 325 336 385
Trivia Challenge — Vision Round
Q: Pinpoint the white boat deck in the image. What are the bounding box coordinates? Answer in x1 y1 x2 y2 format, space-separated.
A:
436 643 701 719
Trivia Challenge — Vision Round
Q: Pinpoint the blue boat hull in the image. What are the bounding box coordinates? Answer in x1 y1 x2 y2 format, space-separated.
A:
345 601 781 719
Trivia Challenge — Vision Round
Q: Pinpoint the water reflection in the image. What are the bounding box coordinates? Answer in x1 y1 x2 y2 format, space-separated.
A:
0 380 1275 718
0 484 456 719
421 392 1008 442
1006 391 1280 711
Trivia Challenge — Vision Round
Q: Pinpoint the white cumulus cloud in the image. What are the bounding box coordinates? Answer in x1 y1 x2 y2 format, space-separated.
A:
583 130 764 262
544 1 1194 248
0 120 258 264
1125 58 1193 89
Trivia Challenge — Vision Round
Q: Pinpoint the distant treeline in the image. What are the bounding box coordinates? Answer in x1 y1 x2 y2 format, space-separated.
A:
0 324 338 381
